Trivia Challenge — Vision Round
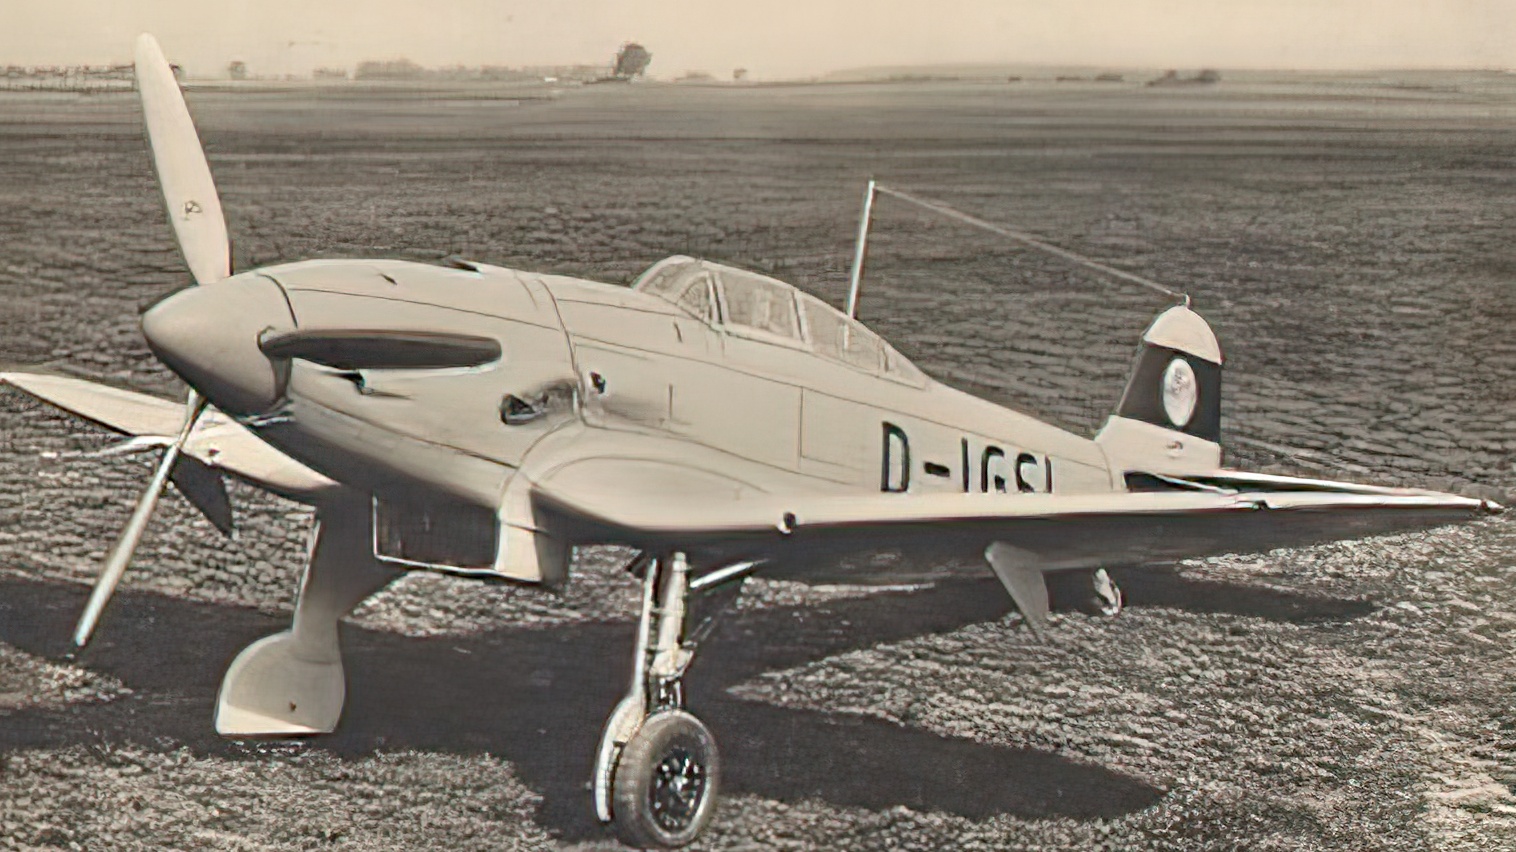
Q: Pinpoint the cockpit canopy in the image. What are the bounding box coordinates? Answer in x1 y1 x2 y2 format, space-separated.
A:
633 256 925 382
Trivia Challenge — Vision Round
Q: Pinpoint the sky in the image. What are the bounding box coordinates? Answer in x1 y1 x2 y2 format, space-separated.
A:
1 0 1512 79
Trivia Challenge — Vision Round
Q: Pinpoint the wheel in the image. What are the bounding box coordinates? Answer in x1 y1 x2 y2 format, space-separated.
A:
594 696 646 823
611 710 720 848
1090 568 1124 617
1047 569 1124 617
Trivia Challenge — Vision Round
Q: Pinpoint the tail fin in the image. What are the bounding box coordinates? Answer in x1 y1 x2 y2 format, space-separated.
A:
1095 305 1223 477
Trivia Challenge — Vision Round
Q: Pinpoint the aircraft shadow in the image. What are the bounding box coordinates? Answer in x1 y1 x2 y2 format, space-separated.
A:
1108 567 1378 623
0 566 1369 837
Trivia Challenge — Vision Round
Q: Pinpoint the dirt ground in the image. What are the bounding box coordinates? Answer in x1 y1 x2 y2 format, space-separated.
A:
0 73 1513 850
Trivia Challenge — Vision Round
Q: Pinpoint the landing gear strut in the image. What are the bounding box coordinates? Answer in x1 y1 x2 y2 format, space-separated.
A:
594 552 754 848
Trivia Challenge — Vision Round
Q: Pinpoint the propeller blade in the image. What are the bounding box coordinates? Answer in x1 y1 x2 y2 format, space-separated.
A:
168 453 235 538
73 392 208 648
134 33 229 287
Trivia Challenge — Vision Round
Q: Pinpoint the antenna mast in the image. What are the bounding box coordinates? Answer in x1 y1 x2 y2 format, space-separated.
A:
844 179 876 319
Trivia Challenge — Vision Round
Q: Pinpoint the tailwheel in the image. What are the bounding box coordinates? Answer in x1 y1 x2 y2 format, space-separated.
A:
1048 568 1124 617
1090 568 1124 617
612 710 720 848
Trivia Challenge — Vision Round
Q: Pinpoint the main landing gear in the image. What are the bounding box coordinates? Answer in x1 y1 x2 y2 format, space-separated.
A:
594 552 755 848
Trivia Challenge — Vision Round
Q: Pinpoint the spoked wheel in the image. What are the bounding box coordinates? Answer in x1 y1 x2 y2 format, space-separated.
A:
612 710 720 848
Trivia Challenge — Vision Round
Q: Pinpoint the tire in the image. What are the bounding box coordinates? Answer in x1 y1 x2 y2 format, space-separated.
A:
1089 568 1124 617
611 710 720 848
1048 569 1124 617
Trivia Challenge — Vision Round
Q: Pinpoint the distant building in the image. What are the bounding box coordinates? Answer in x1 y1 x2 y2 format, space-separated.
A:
480 66 540 82
355 58 424 81
1147 69 1221 86
0 64 133 92
526 64 606 83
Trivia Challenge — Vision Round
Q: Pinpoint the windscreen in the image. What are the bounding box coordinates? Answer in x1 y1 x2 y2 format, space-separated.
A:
799 294 882 370
718 269 801 340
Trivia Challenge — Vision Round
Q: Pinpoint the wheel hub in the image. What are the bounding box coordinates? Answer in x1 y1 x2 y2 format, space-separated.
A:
650 747 707 832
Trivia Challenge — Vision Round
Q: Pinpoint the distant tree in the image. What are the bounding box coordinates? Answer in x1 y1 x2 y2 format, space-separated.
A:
613 43 652 80
227 61 247 80
733 68 748 81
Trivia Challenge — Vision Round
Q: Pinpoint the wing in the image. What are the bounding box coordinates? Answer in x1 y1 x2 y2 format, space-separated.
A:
2 371 333 502
533 458 1499 571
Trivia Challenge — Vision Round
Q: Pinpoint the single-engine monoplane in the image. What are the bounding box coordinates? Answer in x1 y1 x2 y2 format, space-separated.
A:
1 35 1501 848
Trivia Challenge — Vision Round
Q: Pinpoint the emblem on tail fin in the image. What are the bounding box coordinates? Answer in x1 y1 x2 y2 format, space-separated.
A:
1160 357 1198 427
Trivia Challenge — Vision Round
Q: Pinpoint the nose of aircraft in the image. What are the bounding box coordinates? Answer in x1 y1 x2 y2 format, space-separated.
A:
142 275 297 416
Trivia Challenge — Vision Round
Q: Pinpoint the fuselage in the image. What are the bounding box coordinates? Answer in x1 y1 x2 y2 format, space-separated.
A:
141 256 1121 576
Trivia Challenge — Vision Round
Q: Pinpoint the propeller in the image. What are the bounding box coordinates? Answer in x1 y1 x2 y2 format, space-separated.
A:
73 34 231 648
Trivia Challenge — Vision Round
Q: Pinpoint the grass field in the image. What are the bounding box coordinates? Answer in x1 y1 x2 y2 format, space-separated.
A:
0 73 1513 849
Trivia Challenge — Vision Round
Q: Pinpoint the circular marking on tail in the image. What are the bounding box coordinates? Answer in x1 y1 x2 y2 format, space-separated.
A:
1161 357 1197 427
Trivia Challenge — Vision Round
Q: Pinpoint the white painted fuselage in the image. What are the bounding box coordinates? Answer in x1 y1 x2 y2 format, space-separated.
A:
148 256 1124 584
241 258 1115 509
